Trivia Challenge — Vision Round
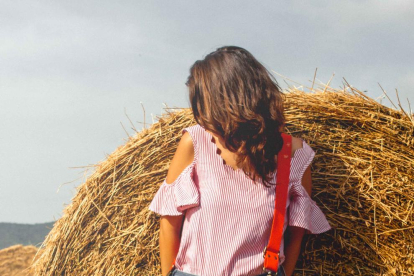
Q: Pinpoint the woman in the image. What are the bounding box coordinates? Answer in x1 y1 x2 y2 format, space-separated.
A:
149 46 331 276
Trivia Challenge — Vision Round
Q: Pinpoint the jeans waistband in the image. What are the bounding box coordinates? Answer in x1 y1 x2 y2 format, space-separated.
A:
170 266 285 276
170 269 198 276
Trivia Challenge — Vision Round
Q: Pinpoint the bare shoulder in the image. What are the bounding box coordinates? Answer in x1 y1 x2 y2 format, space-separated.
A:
291 136 303 158
291 135 312 195
165 131 194 184
180 130 194 150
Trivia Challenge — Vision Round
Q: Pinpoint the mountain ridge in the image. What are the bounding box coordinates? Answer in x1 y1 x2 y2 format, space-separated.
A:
0 221 54 249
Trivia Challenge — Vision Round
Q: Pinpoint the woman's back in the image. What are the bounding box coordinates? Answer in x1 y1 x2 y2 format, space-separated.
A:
149 124 331 276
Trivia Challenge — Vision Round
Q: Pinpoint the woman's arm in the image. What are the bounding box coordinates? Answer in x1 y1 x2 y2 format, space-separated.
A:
159 131 195 276
160 215 184 276
282 158 313 276
282 225 305 276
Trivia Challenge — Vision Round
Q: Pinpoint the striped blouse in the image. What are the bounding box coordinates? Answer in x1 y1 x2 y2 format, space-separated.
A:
149 124 331 276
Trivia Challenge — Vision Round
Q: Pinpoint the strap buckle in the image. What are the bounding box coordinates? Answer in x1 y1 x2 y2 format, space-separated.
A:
263 246 280 272
262 246 280 259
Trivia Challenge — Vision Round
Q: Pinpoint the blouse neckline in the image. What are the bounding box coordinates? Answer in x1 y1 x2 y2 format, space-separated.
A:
202 127 308 177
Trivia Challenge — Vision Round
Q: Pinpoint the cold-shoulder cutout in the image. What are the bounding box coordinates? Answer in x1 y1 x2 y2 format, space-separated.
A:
289 139 315 183
288 139 331 234
291 136 304 159
148 126 200 216
165 130 196 185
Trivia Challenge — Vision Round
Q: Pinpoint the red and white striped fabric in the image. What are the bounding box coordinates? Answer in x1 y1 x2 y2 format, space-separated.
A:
149 124 331 276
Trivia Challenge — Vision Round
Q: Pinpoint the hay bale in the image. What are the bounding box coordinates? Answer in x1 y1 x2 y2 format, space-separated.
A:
0 244 40 276
28 84 414 276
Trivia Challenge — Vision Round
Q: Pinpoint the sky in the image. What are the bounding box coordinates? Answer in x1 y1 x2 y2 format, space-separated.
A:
1 0 413 224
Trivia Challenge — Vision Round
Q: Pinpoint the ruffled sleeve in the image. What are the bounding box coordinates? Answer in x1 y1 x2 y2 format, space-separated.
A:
148 127 200 216
288 140 331 234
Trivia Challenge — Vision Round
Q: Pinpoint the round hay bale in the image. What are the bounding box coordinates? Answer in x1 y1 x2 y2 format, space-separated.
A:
28 84 414 276
0 244 40 276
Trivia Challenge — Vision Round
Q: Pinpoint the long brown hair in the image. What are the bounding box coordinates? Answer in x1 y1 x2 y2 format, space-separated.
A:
186 46 286 187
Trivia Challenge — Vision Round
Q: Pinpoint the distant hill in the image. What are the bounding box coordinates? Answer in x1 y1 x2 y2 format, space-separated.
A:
0 222 54 250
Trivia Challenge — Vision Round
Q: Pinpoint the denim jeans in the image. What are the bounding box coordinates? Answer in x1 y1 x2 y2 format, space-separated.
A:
170 266 286 276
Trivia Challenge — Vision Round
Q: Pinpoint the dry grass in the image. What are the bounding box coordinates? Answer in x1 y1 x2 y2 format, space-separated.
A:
28 82 413 275
0 244 40 276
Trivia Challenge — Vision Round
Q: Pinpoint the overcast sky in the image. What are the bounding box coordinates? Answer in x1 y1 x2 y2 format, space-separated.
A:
1 0 413 224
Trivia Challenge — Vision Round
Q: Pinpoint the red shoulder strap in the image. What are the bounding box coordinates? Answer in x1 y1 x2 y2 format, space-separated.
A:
263 133 292 273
